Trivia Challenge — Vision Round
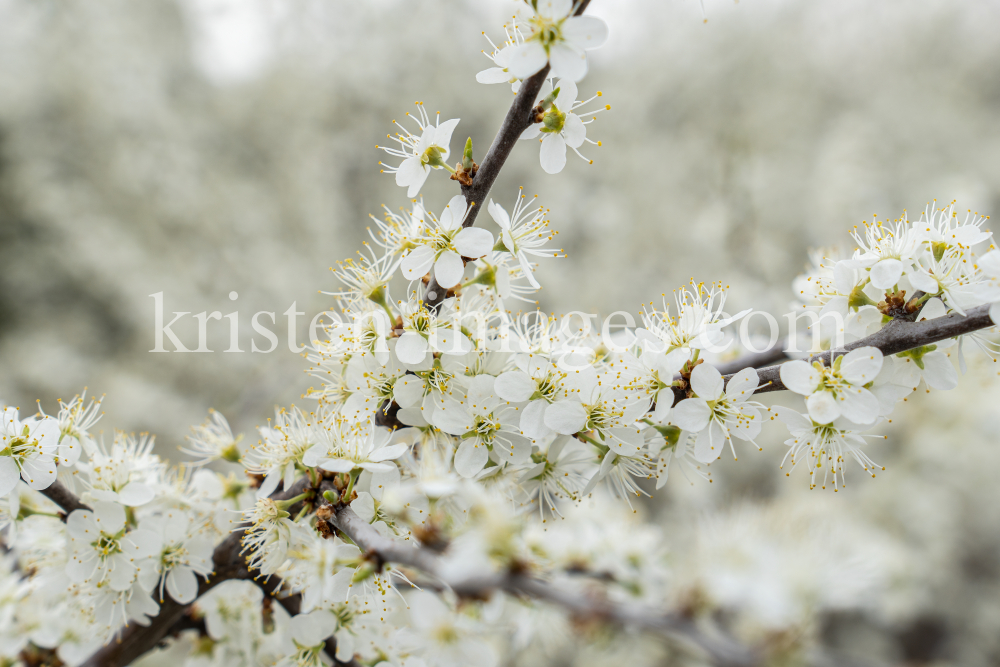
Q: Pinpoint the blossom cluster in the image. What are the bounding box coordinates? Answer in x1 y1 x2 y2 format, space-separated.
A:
3 1 1000 666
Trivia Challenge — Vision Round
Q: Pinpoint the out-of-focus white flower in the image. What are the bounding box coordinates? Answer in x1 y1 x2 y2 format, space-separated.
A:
774 407 884 491
0 408 58 496
400 195 494 289
671 365 765 463
378 103 460 197
780 347 883 425
520 79 607 174
276 612 336 667
404 590 498 667
507 0 608 83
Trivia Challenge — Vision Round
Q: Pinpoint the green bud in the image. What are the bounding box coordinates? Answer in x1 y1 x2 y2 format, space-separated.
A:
540 87 560 111
462 137 474 171
323 489 339 504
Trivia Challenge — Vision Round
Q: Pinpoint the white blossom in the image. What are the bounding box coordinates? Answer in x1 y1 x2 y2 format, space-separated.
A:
779 347 883 425
0 408 58 496
378 103 460 197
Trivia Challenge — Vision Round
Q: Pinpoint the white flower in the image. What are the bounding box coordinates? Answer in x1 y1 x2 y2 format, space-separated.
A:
847 216 921 290
276 612 336 667
542 365 648 455
247 406 320 498
325 243 399 315
495 354 564 440
477 19 528 91
140 510 214 604
40 391 103 466
400 195 494 289
624 348 689 423
671 365 765 463
66 501 161 591
507 0 609 82
404 590 497 667
79 432 162 506
646 425 710 488
434 374 532 478
279 533 358 612
519 79 607 174
0 408 58 496
394 297 473 365
517 435 590 518
182 409 242 466
779 347 883 425
487 189 562 288
774 407 884 491
892 339 958 392
637 281 751 355
914 202 992 258
341 345 408 425
237 497 310 576
377 103 460 197
302 423 409 475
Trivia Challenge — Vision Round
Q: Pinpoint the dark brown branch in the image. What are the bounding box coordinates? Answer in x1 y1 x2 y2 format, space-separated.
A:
423 0 593 307
39 480 91 519
714 345 789 376
331 504 756 667
669 303 996 405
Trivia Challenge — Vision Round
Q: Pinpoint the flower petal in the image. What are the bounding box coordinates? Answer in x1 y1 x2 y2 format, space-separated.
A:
454 227 495 259
539 133 567 174
434 251 465 289
544 400 588 435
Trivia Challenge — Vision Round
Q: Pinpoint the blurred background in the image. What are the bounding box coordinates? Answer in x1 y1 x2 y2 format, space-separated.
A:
3 0 1000 664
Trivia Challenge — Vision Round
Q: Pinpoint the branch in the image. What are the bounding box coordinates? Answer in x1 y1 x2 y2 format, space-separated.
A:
39 480 91 518
331 505 757 667
741 303 995 395
423 0 593 307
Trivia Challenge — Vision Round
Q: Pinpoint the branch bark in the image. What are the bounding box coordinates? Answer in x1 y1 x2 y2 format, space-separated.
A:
39 480 91 518
331 505 757 667
734 303 994 396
